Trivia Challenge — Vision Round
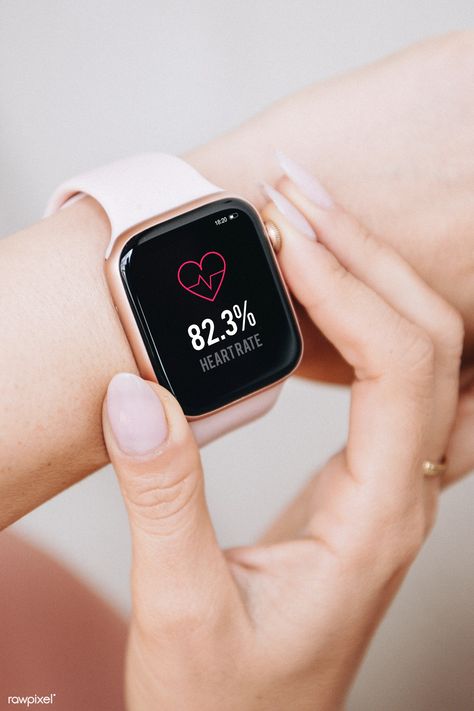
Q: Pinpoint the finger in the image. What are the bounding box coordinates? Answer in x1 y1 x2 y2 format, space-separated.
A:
102 373 233 630
443 366 474 486
261 195 436 511
276 175 463 463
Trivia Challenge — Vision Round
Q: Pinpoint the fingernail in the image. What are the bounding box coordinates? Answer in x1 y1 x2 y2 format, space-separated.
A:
261 182 316 240
275 150 335 209
107 373 168 456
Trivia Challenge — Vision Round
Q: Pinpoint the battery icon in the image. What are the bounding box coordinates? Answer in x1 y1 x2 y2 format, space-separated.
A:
229 212 239 220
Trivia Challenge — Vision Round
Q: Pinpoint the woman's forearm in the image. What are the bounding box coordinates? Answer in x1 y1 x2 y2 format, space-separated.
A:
0 198 136 526
1 31 473 528
189 31 474 341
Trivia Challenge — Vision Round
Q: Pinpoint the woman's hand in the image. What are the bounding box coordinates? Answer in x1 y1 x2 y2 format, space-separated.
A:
263 154 474 489
102 187 462 710
3 33 473 530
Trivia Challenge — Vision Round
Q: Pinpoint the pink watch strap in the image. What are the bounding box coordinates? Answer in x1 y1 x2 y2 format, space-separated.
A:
191 386 281 445
45 152 282 445
45 153 222 258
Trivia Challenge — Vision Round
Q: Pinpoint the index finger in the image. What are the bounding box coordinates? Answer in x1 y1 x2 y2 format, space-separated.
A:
261 198 435 505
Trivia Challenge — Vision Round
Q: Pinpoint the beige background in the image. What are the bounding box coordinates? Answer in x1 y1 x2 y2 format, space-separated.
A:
1 2 473 709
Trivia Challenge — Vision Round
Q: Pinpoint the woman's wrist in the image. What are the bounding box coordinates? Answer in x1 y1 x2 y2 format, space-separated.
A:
1 31 473 528
0 196 137 528
187 32 474 355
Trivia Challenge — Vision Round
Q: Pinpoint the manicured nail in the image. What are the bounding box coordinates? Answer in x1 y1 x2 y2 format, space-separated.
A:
261 182 316 239
107 373 168 456
275 150 335 209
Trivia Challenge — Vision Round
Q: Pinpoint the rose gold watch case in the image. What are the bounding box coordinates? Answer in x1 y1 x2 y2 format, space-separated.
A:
104 192 303 421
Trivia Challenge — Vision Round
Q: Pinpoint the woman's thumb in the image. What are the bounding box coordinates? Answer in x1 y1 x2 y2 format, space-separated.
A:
102 373 229 628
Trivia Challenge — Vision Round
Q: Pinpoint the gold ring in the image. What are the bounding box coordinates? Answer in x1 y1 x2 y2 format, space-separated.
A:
422 457 447 477
264 220 282 253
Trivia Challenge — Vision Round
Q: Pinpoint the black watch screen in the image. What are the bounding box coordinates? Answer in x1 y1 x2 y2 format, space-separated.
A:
119 198 302 416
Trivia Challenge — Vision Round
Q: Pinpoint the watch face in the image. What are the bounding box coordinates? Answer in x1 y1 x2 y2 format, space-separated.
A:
119 197 302 417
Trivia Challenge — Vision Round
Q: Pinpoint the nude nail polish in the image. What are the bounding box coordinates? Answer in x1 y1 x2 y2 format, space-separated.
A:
261 182 316 240
275 150 335 209
107 373 168 456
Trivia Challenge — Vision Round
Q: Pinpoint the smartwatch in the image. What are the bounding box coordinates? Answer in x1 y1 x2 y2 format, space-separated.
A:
45 153 303 445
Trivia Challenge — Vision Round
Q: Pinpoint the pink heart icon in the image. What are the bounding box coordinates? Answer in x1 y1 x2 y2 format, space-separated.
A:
177 251 226 302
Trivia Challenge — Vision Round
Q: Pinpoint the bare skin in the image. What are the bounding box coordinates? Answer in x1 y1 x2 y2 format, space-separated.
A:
1 31 473 711
0 31 473 527
102 179 463 710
